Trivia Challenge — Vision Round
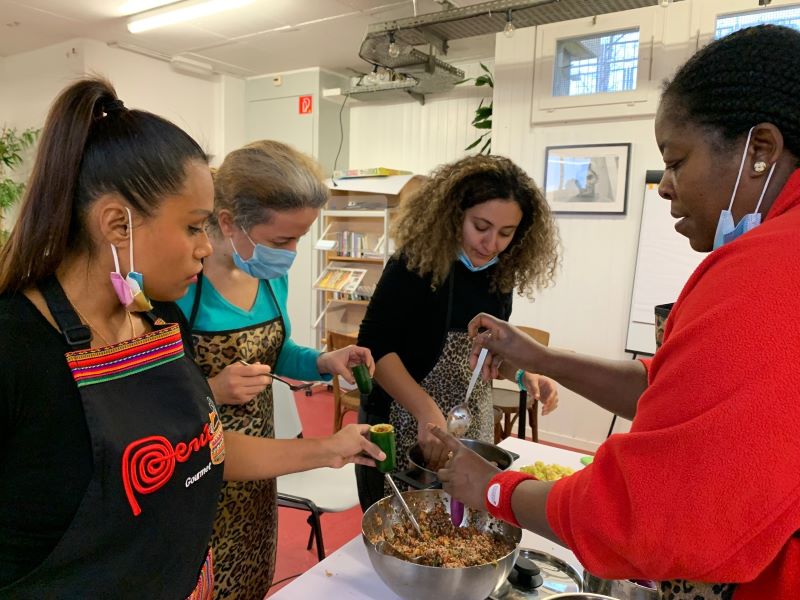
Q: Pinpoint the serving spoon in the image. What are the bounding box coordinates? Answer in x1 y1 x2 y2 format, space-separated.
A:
445 347 489 526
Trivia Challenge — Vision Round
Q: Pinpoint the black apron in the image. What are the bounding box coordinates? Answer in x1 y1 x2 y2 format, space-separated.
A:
1 276 224 599
188 273 285 599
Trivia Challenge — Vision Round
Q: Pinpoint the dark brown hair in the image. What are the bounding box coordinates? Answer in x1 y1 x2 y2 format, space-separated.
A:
0 77 207 294
393 154 559 296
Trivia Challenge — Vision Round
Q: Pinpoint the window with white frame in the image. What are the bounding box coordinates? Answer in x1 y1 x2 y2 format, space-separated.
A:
553 28 640 97
716 4 800 38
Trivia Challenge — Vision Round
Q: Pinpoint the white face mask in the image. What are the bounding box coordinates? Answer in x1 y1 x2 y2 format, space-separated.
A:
712 126 776 250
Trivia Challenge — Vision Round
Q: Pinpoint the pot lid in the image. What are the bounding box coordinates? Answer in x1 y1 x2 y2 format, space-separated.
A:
490 548 582 600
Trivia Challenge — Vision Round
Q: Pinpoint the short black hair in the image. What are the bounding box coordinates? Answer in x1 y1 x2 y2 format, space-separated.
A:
662 24 800 158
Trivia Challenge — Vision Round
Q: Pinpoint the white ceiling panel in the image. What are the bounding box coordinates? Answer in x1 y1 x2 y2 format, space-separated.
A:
1 0 499 74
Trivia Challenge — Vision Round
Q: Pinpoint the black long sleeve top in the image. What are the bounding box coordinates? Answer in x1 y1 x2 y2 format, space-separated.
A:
357 253 511 414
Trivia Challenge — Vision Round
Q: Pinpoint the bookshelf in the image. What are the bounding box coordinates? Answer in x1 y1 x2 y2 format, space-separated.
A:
314 174 421 348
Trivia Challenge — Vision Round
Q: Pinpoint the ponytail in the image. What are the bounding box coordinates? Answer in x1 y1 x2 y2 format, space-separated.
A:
0 77 206 294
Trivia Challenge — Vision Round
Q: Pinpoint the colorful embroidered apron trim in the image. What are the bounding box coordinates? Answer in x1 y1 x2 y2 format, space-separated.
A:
66 324 185 388
187 549 214 600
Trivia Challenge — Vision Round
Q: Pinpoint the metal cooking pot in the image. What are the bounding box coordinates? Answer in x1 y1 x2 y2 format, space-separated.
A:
408 438 516 475
583 572 659 600
362 489 522 600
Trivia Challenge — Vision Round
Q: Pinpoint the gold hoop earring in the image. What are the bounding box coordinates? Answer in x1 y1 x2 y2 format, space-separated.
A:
754 161 768 173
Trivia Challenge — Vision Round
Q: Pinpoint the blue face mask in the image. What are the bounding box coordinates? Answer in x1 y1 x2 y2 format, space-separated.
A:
230 229 296 280
713 126 776 250
458 249 499 272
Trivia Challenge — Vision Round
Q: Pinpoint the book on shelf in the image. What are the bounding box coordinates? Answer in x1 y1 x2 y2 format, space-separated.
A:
331 284 376 302
332 230 383 258
313 266 367 294
332 167 412 179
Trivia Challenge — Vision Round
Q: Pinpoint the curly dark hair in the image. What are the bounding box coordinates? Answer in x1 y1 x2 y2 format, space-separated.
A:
662 24 800 160
393 154 559 297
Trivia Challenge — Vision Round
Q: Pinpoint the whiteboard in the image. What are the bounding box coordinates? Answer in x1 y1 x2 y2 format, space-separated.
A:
625 171 705 355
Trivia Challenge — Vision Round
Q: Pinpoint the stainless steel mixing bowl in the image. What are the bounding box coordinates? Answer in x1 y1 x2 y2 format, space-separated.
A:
362 489 522 600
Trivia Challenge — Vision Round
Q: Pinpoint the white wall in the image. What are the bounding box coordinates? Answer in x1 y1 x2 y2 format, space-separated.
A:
0 38 243 223
81 39 221 160
346 0 773 450
348 61 494 173
0 39 87 226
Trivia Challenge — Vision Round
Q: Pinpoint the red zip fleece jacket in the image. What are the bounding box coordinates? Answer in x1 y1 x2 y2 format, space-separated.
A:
547 169 800 599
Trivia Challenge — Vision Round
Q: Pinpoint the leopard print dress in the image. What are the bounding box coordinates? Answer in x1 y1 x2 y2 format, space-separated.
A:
389 330 494 494
658 580 736 599
191 291 285 600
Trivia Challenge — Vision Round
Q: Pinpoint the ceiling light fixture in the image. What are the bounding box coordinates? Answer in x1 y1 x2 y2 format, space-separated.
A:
660 0 672 6
503 10 515 38
388 31 401 58
127 0 254 34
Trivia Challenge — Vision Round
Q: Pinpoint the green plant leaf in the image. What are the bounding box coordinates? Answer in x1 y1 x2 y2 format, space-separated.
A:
475 75 491 87
480 62 492 75
480 136 492 155
474 106 492 119
473 120 492 130
0 178 25 211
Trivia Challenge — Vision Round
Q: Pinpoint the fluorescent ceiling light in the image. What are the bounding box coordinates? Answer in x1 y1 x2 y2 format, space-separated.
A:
127 0 255 34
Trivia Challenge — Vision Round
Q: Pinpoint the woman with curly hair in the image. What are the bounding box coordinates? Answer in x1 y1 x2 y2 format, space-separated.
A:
355 154 560 509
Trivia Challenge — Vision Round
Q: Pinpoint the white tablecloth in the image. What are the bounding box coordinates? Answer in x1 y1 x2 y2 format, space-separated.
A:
270 437 588 599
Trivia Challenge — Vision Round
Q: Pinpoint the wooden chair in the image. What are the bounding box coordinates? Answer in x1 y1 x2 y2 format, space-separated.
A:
327 330 362 432
492 326 550 443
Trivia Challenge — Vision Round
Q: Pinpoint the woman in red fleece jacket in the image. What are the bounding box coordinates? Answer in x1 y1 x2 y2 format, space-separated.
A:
432 24 800 600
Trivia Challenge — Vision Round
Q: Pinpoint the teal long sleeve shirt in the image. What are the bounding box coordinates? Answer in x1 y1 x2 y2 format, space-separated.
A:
176 275 328 382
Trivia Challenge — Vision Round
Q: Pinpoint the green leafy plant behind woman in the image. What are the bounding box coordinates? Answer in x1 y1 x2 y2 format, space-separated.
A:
464 63 493 155
0 126 40 243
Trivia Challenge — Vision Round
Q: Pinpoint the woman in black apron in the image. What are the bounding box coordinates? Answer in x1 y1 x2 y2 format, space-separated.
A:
0 78 382 598
176 141 375 599
356 155 561 509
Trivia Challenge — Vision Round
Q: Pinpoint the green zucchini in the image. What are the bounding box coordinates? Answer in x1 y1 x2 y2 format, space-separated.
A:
352 364 373 395
369 423 396 473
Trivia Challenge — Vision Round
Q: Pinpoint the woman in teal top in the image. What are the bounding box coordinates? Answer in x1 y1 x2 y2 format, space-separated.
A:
177 140 374 599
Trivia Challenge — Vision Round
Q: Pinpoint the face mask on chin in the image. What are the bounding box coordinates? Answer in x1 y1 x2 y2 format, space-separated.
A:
712 126 777 250
458 249 498 272
230 228 296 280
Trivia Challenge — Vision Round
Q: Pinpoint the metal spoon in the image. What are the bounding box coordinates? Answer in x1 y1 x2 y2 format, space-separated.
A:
384 473 422 536
445 347 489 436
445 347 489 526
239 359 314 393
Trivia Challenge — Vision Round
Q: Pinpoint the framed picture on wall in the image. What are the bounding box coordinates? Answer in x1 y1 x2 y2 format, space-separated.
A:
543 143 631 214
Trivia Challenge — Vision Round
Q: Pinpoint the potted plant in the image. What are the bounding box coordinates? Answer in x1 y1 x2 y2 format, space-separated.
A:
0 126 40 244
462 63 493 155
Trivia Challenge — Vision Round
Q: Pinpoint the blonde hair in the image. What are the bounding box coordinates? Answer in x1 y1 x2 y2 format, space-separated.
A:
392 155 559 297
208 140 327 231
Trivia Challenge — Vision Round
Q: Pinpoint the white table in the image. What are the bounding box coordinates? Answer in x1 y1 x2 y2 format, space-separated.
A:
271 438 588 599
